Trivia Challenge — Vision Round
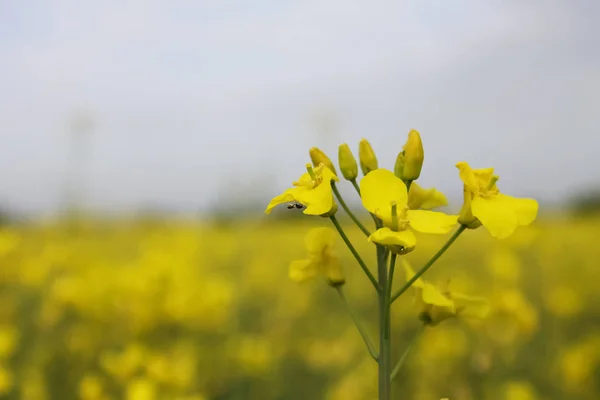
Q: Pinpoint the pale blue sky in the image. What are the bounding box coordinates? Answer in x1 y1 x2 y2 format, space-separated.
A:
0 1 599 215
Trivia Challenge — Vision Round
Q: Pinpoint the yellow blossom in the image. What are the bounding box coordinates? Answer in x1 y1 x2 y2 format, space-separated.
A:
360 169 458 253
310 147 337 176
456 162 538 239
404 261 490 326
289 227 345 286
265 163 339 216
358 139 378 175
408 182 448 210
338 143 358 181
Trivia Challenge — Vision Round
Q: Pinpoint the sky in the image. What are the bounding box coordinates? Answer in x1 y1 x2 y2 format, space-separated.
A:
0 1 599 215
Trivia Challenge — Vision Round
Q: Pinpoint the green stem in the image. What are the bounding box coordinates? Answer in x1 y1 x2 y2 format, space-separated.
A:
387 254 397 308
350 179 361 196
390 225 467 304
405 180 413 193
330 215 380 292
390 325 425 380
377 245 391 400
336 286 378 361
350 179 382 229
332 182 371 236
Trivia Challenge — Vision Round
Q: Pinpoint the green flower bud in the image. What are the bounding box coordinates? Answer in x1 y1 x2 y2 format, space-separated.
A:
401 130 424 181
338 143 358 181
358 139 378 175
309 147 337 176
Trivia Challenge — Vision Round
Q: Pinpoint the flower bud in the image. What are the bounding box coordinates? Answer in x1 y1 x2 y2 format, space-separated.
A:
358 139 378 175
401 130 424 181
394 151 405 179
338 144 358 181
309 147 337 176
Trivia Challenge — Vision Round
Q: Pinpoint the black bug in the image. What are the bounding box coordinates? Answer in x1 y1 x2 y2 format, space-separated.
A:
286 202 305 210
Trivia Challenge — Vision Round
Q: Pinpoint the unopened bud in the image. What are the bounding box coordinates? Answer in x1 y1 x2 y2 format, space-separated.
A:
401 130 424 181
309 147 337 176
394 151 406 179
338 144 358 181
358 139 378 175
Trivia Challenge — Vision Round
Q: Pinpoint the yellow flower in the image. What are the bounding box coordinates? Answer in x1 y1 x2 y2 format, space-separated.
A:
404 261 490 326
289 227 345 286
265 163 339 216
456 162 538 239
358 139 378 175
408 183 448 210
360 169 457 254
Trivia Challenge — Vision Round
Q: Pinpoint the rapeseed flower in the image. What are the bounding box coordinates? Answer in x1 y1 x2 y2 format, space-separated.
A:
456 162 538 239
265 163 338 216
289 227 345 286
360 169 457 254
404 261 490 326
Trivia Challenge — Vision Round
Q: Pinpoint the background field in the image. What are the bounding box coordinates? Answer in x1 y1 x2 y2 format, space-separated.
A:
0 209 598 400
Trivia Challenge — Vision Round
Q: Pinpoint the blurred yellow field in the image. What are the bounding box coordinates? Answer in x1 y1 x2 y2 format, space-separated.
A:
0 214 598 400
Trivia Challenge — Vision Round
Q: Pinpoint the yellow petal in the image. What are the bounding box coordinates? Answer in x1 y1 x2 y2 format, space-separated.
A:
321 165 340 183
455 162 478 192
304 227 336 254
322 254 345 285
408 183 448 210
360 169 408 225
497 194 538 226
264 187 303 214
421 282 455 309
293 172 314 188
473 167 495 190
289 259 318 283
296 184 332 216
407 210 458 234
452 292 491 319
471 195 518 239
368 228 416 251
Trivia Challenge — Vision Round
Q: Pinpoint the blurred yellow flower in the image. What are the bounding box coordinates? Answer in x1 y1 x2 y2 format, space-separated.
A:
361 169 457 253
503 380 538 400
126 378 156 400
289 227 345 286
0 325 19 359
404 261 490 326
0 365 13 395
78 375 104 400
265 163 339 216
456 162 538 239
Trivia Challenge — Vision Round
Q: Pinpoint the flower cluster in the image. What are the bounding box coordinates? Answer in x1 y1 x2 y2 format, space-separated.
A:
264 129 539 399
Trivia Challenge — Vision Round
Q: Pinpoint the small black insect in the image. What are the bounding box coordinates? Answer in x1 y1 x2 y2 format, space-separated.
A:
286 202 305 210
